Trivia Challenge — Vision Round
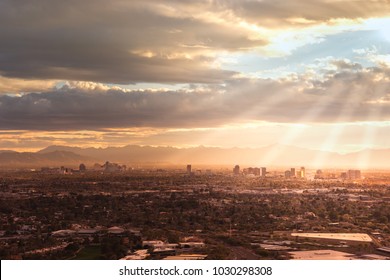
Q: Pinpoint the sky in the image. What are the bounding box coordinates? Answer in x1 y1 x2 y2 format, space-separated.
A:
0 0 390 154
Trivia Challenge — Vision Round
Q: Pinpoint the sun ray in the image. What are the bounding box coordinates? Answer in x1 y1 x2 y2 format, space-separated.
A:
311 81 375 168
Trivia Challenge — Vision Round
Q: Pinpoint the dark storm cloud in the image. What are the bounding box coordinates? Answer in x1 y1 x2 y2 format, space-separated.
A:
0 0 267 84
1 62 390 130
3 0 387 84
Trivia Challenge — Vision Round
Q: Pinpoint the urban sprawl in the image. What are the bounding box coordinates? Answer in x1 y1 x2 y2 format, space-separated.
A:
1 162 390 260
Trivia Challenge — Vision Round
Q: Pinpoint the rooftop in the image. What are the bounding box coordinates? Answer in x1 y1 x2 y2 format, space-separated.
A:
163 254 207 260
289 250 356 260
291 232 373 242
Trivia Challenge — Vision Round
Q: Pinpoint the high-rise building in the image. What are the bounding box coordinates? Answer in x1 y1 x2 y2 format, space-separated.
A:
261 167 267 177
186 164 192 174
297 167 305 178
301 167 306 178
243 167 261 176
285 170 291 178
314 169 323 179
233 165 240 175
79 163 86 172
103 161 125 172
291 168 296 178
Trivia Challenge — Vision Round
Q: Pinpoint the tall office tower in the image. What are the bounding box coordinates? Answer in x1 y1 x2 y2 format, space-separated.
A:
186 164 192 174
233 165 240 175
300 167 306 178
285 170 291 178
79 163 86 172
315 169 323 179
291 168 296 178
261 167 267 177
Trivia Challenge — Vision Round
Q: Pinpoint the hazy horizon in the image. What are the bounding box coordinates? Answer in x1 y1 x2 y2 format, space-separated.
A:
1 142 382 153
1 143 390 170
1 1 390 158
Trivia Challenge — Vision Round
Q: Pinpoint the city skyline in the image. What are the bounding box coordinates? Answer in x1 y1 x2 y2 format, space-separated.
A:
1 1 390 156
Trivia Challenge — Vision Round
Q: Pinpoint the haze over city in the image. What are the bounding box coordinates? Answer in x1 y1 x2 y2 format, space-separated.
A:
2 1 390 262
0 0 389 160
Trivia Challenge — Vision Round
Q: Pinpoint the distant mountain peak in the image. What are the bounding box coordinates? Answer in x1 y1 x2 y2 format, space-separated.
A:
14 144 389 169
0 150 18 154
0 150 94 168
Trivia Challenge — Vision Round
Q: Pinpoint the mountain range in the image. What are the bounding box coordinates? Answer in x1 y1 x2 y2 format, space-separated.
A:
0 150 92 168
0 144 388 169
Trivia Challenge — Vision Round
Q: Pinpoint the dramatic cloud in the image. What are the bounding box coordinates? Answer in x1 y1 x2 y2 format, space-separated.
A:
222 0 390 27
0 76 57 94
0 0 255 84
1 1 389 153
1 0 388 84
0 62 389 131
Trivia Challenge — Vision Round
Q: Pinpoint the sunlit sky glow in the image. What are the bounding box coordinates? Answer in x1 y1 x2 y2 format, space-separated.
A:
0 0 390 154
